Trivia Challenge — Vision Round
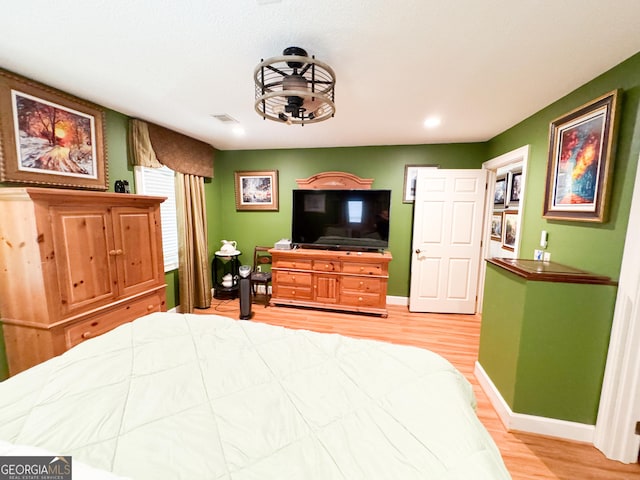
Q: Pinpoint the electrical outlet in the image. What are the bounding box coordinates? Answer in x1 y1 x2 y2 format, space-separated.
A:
543 252 551 262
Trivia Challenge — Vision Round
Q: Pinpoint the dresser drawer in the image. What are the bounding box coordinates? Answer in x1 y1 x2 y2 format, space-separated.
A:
341 291 384 308
276 285 312 301
274 258 313 270
341 276 383 293
274 271 312 286
342 262 384 276
65 293 163 348
312 260 340 272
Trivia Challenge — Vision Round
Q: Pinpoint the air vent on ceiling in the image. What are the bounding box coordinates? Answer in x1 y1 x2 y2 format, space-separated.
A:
211 114 239 123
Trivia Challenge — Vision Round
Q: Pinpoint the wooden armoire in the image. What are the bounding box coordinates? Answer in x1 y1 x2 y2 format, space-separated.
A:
0 187 167 375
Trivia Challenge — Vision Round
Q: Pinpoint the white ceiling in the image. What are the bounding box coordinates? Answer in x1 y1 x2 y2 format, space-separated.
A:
2 1 640 151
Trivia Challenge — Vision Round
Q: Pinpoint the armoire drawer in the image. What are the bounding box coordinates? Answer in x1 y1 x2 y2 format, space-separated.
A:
65 292 163 348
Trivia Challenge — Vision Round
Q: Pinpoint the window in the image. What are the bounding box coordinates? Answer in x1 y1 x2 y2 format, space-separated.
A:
134 165 179 272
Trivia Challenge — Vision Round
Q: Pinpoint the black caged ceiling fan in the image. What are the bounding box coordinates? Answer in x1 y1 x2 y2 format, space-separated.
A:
254 46 336 125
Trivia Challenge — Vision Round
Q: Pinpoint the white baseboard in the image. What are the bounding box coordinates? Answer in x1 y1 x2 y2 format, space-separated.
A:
474 361 595 444
386 295 408 306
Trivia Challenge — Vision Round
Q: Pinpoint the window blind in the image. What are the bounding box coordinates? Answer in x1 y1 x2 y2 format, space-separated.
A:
134 165 179 272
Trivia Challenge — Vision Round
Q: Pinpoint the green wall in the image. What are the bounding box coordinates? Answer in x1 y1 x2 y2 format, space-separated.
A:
488 52 640 279
480 264 617 423
208 144 488 296
479 51 640 424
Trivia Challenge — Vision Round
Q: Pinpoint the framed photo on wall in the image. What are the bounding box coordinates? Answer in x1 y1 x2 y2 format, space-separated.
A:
402 164 438 203
0 69 108 190
234 170 279 211
543 90 620 222
507 171 522 206
490 212 503 241
494 176 506 206
501 210 518 251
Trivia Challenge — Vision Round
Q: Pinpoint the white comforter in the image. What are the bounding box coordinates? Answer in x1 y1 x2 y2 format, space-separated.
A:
0 312 510 479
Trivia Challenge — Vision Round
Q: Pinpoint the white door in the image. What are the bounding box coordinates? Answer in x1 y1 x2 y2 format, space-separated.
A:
409 169 487 313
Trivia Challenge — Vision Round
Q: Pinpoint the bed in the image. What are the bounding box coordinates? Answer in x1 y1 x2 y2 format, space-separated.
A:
0 312 511 479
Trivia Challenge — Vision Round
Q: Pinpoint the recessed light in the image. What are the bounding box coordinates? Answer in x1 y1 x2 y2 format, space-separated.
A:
423 116 441 129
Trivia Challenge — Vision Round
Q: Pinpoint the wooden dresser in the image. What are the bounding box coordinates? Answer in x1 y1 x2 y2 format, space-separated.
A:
270 248 392 316
0 187 167 375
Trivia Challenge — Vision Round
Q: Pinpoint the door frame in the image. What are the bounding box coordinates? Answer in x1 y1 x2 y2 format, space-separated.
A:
478 145 530 311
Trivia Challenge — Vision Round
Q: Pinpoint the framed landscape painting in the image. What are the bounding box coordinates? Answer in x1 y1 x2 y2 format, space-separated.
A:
490 212 503 241
502 210 518 251
0 69 107 190
234 170 279 211
543 90 620 222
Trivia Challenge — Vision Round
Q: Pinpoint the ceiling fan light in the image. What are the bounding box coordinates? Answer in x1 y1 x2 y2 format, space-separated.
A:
254 46 336 125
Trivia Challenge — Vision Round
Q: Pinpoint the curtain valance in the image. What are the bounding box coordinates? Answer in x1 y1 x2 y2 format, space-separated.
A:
129 119 215 178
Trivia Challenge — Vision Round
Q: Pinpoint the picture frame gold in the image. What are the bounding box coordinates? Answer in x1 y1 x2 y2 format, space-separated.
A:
502 210 518 251
0 69 108 190
490 212 503 241
234 170 279 211
543 90 620 222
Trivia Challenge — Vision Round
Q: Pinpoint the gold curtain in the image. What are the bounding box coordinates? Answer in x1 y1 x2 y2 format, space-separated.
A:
176 172 212 312
129 119 163 168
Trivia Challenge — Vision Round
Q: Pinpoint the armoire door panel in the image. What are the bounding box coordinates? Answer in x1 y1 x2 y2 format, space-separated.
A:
51 208 117 315
112 207 162 297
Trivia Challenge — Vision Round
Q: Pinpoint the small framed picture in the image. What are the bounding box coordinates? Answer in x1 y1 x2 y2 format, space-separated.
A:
507 171 522 206
494 176 507 206
490 212 503 241
234 170 279 211
403 164 438 203
502 210 518 251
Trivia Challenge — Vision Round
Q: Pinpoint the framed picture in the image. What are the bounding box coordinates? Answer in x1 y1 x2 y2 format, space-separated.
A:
507 171 522 206
494 176 506 205
0 69 107 190
234 170 279 211
403 164 438 203
502 210 518 251
490 212 503 241
543 90 620 222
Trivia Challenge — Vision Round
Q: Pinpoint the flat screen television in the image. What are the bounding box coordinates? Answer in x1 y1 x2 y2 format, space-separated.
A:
292 189 391 252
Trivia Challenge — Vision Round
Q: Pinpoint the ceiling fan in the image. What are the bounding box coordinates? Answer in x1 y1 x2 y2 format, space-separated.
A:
254 46 336 125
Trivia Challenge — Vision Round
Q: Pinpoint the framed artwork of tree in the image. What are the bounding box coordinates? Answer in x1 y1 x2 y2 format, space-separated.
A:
0 69 107 190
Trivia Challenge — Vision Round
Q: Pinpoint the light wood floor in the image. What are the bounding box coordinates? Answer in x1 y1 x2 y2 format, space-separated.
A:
196 299 640 479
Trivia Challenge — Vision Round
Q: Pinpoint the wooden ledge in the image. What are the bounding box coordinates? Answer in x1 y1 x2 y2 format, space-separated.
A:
486 257 616 285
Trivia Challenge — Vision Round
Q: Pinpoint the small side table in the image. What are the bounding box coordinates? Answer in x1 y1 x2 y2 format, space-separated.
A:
212 250 241 300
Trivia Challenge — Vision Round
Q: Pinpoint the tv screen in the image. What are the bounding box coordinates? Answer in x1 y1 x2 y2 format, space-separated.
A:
292 189 391 251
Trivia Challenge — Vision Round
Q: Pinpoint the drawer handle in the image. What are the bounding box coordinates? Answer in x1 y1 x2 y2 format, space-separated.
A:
108 249 124 256
147 304 155 310
359 281 364 286
81 331 92 339
360 267 364 272
358 297 363 302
